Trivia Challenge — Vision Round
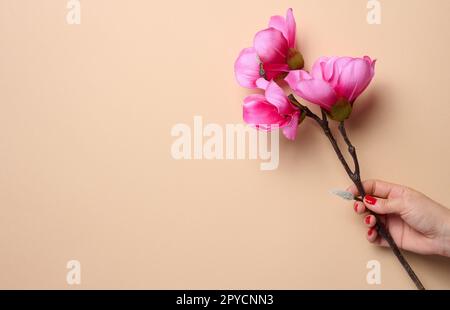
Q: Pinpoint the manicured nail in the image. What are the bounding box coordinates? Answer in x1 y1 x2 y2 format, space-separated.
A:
368 228 375 237
365 215 371 225
365 195 377 205
354 202 359 212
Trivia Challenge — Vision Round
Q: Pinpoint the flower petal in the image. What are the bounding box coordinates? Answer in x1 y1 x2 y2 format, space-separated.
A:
243 95 287 127
254 28 288 65
282 111 300 140
268 15 287 41
327 57 353 87
285 8 296 48
311 57 329 80
263 63 290 80
234 47 261 89
321 57 340 81
294 79 338 110
335 57 375 102
285 70 312 90
265 80 295 115
256 77 270 90
268 8 296 48
364 56 377 79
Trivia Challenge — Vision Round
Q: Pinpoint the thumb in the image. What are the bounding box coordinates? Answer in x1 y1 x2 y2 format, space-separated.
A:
363 195 404 215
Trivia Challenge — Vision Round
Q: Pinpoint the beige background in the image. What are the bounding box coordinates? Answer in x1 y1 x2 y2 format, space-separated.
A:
0 0 449 289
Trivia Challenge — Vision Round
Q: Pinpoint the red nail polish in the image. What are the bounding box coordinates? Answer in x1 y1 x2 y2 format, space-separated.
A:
368 228 374 236
354 202 359 212
365 195 377 205
365 216 371 225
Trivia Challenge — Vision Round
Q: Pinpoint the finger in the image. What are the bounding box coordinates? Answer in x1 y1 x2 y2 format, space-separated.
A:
364 215 376 228
363 195 404 215
353 201 366 214
367 227 378 243
376 236 389 247
367 230 389 247
346 179 402 199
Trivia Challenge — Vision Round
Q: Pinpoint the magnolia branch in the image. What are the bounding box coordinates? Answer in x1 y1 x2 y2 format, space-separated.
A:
338 122 360 177
288 94 425 290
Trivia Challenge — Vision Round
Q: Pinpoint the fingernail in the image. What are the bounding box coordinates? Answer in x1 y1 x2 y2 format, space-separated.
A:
365 215 371 225
368 228 375 237
354 202 359 212
365 195 377 205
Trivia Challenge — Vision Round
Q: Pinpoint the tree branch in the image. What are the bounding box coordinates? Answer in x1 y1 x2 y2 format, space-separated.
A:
288 94 425 290
335 122 425 290
338 122 360 177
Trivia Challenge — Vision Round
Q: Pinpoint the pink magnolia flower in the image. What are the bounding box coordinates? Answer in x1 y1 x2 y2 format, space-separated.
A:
243 80 301 140
234 8 303 89
285 56 376 117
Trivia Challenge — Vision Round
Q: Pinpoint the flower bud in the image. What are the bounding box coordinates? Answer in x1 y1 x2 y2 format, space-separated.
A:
328 98 352 121
287 48 304 70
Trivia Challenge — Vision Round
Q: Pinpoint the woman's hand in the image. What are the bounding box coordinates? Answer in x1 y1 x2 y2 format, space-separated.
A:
348 180 450 257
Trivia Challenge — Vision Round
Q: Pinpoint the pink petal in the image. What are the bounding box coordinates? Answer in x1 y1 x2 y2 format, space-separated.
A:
234 47 261 89
268 8 296 48
243 95 287 127
311 57 330 80
321 57 339 81
335 57 374 102
327 57 353 87
265 80 295 115
371 60 377 79
263 63 290 80
285 8 296 49
282 111 300 140
268 15 288 41
284 70 312 90
256 78 269 90
364 56 377 79
254 28 288 65
294 79 338 110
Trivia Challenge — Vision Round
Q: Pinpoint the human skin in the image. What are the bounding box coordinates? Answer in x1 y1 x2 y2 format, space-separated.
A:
347 180 450 257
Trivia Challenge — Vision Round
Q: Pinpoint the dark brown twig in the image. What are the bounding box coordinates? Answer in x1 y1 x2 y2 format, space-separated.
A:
338 122 425 290
338 122 360 177
289 95 425 290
